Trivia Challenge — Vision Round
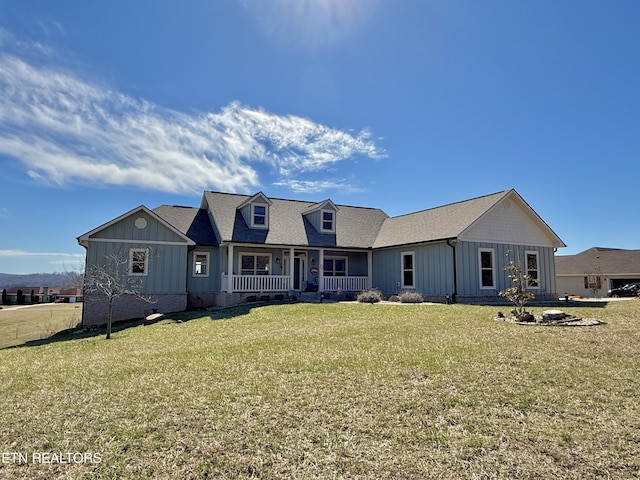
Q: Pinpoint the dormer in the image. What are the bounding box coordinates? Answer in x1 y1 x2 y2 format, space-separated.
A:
304 199 339 234
238 192 272 229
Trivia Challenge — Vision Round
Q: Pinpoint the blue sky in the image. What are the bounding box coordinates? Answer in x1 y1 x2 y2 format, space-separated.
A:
1 0 638 274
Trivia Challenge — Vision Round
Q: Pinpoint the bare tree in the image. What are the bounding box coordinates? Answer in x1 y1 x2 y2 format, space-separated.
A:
84 252 155 339
499 249 536 320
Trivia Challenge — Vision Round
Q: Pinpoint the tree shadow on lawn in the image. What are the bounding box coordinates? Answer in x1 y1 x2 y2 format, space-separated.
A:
6 302 274 350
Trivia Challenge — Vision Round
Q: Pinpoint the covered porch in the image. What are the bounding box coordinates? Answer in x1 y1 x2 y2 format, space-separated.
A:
221 245 372 294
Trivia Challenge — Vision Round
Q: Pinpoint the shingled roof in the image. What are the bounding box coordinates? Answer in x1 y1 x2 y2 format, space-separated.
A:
202 191 389 249
153 205 219 246
555 247 640 275
374 190 514 248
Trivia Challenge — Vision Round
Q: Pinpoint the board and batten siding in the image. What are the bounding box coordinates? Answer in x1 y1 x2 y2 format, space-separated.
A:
455 241 557 297
85 240 188 293
83 210 190 294
372 242 454 295
187 247 221 293
89 210 186 244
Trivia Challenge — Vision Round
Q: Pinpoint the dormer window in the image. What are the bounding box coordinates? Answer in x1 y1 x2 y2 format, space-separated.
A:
252 204 267 228
239 192 272 230
321 210 334 232
305 199 339 235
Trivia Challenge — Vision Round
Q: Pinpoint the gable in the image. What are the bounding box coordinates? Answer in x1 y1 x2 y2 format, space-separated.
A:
238 192 272 229
304 199 340 234
78 206 194 247
459 193 564 248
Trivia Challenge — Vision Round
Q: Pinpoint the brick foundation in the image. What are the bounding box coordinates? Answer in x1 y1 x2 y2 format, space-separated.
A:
82 293 187 327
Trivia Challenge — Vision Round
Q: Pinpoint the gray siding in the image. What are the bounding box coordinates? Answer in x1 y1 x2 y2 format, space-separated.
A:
91 211 185 244
186 247 221 293
85 241 188 293
372 242 454 295
455 241 557 297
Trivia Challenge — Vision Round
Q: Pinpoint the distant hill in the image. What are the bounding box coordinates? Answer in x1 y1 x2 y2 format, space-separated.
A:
0 272 81 290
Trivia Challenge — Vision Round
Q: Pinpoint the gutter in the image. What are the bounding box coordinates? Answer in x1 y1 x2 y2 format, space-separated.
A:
446 238 458 303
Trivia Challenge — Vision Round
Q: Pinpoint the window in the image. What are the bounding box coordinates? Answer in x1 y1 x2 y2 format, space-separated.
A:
252 204 268 228
525 251 540 288
479 248 495 288
323 256 347 276
194 252 209 276
129 248 148 276
321 210 334 232
240 253 270 275
401 252 415 288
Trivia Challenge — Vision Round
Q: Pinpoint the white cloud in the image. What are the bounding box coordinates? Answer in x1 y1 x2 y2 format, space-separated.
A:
0 49 384 195
273 178 362 194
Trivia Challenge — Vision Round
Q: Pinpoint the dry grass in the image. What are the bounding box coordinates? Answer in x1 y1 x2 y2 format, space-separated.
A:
0 300 639 479
0 303 82 349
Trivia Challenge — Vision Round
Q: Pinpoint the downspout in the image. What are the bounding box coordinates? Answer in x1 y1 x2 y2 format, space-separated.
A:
446 238 458 303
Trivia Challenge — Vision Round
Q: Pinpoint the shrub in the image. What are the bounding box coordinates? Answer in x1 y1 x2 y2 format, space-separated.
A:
498 250 535 316
399 290 424 303
357 289 383 303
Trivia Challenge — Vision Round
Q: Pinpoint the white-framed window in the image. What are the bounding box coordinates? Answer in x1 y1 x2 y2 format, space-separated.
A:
193 252 209 277
323 256 347 276
251 204 268 228
525 250 540 288
240 253 271 275
401 251 415 288
478 248 495 289
129 248 149 276
321 210 335 233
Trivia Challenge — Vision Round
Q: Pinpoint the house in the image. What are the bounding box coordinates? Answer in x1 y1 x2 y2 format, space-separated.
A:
77 189 565 326
1 286 83 305
555 247 640 298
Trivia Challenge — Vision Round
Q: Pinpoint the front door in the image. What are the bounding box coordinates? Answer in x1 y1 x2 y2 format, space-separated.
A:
284 253 307 290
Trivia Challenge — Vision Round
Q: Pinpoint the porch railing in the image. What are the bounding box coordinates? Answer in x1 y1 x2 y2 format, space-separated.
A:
223 274 292 292
222 274 369 293
322 276 369 292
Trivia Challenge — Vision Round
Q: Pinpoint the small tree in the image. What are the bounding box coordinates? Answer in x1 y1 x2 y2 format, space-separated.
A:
499 250 535 319
84 252 155 339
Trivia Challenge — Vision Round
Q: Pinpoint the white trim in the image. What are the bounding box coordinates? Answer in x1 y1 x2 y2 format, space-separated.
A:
193 251 210 277
525 250 540 289
304 198 339 214
84 238 188 246
239 252 272 275
401 251 415 289
77 205 195 246
323 255 348 276
478 248 495 289
129 248 149 276
251 203 269 229
320 209 335 233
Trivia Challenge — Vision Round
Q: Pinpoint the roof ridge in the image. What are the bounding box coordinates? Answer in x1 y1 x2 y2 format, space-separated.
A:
205 190 383 212
388 189 511 219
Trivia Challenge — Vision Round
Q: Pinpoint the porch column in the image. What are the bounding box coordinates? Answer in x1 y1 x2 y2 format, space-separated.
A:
367 250 373 290
319 249 325 292
227 244 234 293
289 247 295 291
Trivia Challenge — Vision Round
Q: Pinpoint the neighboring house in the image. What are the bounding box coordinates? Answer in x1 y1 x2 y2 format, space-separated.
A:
77 189 565 326
555 247 640 298
1 286 82 305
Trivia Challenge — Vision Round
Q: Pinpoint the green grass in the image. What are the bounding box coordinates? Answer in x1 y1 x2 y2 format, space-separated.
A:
1 301 639 479
0 303 83 349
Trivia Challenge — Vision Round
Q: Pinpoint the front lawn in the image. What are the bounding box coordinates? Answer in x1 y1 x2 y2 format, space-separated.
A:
1 301 639 479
